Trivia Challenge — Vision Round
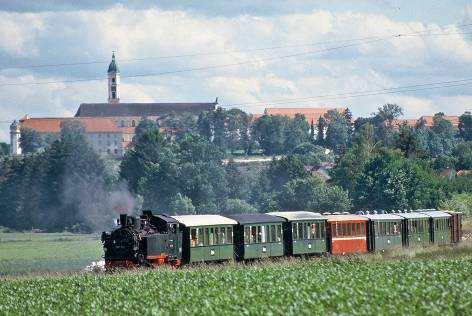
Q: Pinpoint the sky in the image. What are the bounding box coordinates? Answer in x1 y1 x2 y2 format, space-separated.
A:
0 0 471 141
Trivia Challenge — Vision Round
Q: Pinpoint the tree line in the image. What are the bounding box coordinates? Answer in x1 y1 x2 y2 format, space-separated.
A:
0 106 471 232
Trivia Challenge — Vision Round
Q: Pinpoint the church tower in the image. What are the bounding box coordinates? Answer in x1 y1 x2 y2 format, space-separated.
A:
107 53 120 104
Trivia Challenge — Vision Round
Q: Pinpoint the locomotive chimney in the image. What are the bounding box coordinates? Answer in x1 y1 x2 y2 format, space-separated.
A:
120 214 128 228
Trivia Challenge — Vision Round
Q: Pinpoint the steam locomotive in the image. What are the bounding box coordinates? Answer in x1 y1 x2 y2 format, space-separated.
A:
101 209 462 269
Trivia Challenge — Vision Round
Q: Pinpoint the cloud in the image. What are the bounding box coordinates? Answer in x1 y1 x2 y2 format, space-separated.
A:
0 5 471 142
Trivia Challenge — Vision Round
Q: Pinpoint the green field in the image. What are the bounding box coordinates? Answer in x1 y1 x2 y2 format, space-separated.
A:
0 233 102 276
1 242 472 315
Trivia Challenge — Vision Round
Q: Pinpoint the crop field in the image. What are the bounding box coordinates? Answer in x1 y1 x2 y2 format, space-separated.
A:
1 244 472 315
0 233 102 276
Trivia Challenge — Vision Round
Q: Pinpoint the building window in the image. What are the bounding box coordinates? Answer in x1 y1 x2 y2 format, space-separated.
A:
112 92 116 98
131 120 136 127
121 120 125 127
112 78 115 83
114 149 118 154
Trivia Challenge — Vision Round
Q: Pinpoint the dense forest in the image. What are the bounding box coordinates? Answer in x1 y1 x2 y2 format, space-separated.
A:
0 105 471 232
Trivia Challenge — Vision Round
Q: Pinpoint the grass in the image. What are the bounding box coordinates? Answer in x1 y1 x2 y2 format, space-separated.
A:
1 228 472 315
0 233 102 276
1 242 472 315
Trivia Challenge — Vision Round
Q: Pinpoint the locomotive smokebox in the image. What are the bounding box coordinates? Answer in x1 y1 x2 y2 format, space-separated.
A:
120 214 128 228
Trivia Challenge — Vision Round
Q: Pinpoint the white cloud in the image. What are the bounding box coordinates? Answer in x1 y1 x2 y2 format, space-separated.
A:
0 5 470 142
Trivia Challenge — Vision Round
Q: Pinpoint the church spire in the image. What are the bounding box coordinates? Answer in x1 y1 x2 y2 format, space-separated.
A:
107 52 120 104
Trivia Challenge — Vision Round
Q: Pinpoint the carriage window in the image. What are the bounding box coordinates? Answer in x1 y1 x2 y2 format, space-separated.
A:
214 227 219 245
227 227 233 244
209 228 214 245
265 225 270 243
276 225 282 242
298 223 303 240
190 228 197 247
359 223 365 236
244 226 250 244
197 228 204 246
292 223 297 240
271 225 276 242
220 227 226 245
261 225 266 243
204 228 209 246
257 226 262 243
336 223 341 237
251 226 257 244
302 222 307 239
393 222 399 235
310 223 316 239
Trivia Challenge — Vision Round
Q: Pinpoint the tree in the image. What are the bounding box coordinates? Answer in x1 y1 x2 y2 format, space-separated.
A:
19 127 43 154
454 141 472 170
252 115 289 155
278 176 351 212
353 149 447 210
226 109 250 154
458 111 472 141
316 116 326 146
225 160 249 200
292 142 331 166
331 123 374 194
267 155 310 192
284 113 310 152
169 193 195 215
428 112 457 157
395 123 425 158
120 119 171 194
224 199 257 214
440 193 472 217
324 110 349 154
0 142 9 156
377 103 403 127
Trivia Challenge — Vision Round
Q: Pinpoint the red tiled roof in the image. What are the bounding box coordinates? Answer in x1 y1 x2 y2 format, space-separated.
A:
264 107 346 122
19 117 123 133
419 115 459 127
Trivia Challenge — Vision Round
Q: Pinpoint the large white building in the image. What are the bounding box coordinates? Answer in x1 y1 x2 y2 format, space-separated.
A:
10 54 218 157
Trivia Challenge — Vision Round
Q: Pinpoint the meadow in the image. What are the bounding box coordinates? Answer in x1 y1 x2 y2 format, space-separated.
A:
0 232 102 276
1 242 472 315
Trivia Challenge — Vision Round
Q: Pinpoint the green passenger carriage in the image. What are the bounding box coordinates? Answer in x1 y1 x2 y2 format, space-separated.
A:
420 210 452 245
171 215 237 263
267 211 327 256
225 214 285 260
396 212 431 247
363 213 403 251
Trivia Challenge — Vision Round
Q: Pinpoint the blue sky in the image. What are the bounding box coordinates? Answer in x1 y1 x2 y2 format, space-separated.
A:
0 1 471 141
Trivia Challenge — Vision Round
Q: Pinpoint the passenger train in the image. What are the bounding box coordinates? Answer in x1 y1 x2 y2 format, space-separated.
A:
101 209 462 268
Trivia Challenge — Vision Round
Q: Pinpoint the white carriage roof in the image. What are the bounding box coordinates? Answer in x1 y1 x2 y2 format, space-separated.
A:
266 211 326 221
171 215 237 227
419 210 451 218
395 212 430 219
361 214 404 220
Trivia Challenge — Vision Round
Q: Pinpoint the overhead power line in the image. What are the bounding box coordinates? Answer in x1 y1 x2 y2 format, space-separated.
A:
0 29 471 88
0 23 471 71
223 78 472 107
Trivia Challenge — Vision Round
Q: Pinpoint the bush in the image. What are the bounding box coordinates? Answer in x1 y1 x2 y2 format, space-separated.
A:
440 193 472 217
224 199 257 214
169 193 195 215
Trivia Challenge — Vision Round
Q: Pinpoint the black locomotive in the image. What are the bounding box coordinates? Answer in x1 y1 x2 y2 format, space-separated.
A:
101 211 182 268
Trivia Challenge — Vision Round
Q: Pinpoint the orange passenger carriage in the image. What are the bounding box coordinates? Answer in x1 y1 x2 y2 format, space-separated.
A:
326 214 368 255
